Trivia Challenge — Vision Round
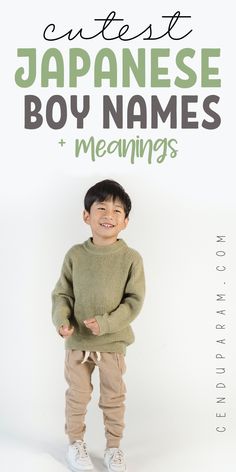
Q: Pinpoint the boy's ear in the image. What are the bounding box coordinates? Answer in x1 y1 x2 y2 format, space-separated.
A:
124 216 129 228
83 209 90 224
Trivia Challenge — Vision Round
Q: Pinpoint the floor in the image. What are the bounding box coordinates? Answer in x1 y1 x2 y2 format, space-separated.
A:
0 431 235 472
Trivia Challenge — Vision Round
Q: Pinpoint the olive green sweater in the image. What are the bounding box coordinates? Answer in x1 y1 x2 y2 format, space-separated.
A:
51 238 145 354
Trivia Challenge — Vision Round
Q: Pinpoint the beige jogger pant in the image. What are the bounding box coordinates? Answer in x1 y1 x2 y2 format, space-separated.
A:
64 350 126 448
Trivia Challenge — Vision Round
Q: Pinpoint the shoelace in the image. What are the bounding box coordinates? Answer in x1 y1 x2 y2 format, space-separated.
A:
112 448 124 465
74 441 89 459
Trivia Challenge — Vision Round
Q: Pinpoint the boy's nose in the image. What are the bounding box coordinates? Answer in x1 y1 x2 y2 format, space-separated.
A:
103 209 113 218
104 213 113 219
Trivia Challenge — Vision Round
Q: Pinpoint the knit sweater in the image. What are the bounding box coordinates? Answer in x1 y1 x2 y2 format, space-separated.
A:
51 238 145 354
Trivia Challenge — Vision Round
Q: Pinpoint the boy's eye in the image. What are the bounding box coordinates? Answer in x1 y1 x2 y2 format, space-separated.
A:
97 206 122 213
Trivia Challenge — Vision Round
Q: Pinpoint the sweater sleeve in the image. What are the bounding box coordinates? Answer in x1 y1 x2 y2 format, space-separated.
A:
51 252 75 331
95 254 145 336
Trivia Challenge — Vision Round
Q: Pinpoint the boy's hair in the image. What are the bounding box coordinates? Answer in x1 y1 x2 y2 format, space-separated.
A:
84 179 132 218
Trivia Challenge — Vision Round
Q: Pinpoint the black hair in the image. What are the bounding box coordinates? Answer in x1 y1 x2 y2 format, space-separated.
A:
84 179 132 218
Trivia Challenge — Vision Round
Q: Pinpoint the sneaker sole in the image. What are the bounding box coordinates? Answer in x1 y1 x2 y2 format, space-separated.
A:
66 456 94 471
104 458 127 472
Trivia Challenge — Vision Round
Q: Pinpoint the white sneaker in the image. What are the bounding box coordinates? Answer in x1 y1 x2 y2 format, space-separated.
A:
104 448 127 472
66 440 93 471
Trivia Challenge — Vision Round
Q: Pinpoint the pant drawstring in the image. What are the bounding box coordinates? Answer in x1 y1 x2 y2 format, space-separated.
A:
81 351 101 364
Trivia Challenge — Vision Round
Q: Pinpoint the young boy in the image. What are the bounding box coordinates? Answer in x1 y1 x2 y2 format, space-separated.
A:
51 179 145 472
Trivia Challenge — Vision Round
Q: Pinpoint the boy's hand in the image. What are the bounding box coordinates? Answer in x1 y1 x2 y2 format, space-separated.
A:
84 318 100 335
58 325 74 338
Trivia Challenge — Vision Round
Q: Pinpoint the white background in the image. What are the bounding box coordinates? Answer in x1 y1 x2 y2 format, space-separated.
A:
1 0 235 470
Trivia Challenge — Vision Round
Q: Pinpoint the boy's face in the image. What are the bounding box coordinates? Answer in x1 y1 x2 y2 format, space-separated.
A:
83 198 129 246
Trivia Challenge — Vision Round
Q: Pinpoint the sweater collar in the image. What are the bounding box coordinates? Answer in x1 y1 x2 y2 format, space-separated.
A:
83 237 127 255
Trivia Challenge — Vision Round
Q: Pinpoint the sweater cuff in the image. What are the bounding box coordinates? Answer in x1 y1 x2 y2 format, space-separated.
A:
54 318 71 334
95 313 110 336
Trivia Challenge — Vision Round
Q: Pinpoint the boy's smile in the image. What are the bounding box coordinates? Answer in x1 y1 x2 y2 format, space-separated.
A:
83 198 129 246
100 223 114 228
